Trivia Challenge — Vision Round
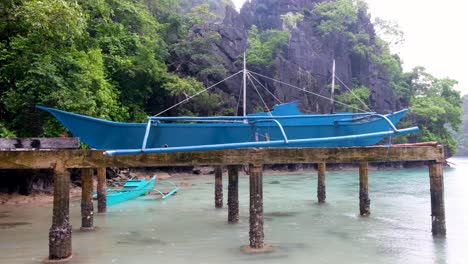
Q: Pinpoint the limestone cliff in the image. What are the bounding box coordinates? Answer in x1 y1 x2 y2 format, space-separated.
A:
203 0 399 114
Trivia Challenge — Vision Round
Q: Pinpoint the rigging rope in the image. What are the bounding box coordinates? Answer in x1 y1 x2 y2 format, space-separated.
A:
335 76 372 112
235 77 243 116
247 74 273 117
154 71 243 117
247 72 283 104
249 70 369 113
155 67 373 117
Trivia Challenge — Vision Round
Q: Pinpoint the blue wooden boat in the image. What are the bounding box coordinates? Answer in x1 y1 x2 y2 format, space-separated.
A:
36 58 419 155
106 176 156 206
36 102 418 156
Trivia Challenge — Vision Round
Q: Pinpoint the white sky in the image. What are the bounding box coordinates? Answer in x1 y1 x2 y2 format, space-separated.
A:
233 0 468 95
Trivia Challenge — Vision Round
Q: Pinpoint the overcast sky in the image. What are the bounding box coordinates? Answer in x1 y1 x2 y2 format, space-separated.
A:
232 0 468 95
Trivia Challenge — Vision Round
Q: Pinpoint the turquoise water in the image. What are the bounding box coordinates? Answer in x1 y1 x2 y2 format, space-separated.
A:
0 158 467 264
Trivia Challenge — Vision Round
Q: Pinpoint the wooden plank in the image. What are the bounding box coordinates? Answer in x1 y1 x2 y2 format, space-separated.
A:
0 144 445 169
78 145 444 165
0 138 79 149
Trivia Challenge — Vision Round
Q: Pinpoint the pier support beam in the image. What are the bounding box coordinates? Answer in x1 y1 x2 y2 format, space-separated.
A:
359 162 370 216
97 168 107 213
429 162 446 236
241 163 275 253
249 163 264 248
227 165 239 223
47 163 72 262
214 166 223 208
80 168 94 231
317 163 326 203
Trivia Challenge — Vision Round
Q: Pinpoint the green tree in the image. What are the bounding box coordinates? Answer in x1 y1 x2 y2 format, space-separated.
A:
165 4 228 115
0 0 128 136
0 0 238 137
78 0 169 120
406 68 462 153
314 0 373 58
281 12 304 30
335 85 370 112
246 25 289 69
314 0 359 35
373 17 404 49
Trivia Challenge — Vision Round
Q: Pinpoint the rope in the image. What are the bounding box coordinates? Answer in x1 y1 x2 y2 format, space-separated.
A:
249 70 369 113
247 75 275 140
247 72 283 104
335 76 372 111
154 71 243 117
154 67 372 117
235 78 243 116
247 74 273 117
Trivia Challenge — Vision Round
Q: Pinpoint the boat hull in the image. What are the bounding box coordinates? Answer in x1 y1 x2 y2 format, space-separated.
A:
37 103 417 152
107 177 155 206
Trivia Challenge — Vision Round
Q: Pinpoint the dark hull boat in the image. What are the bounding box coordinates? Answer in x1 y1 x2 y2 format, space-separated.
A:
37 102 418 156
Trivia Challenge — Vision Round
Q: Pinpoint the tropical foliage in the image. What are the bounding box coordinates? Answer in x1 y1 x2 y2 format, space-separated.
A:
0 0 232 137
335 85 371 112
246 26 289 69
405 68 462 152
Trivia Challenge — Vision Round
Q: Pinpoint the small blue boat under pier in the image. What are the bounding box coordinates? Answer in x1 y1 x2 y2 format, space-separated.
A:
104 176 178 206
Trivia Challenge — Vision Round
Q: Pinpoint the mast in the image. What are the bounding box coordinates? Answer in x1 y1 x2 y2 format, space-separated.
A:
243 52 247 117
330 59 336 113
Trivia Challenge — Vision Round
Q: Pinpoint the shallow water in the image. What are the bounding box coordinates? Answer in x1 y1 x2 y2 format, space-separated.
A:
0 158 467 264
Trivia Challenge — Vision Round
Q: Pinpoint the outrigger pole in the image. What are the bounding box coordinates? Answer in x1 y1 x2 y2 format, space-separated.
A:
104 127 419 156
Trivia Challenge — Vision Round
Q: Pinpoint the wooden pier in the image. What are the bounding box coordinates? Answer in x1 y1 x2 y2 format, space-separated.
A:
0 141 446 262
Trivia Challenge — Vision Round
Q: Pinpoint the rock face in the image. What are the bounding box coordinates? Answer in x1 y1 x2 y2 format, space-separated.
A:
208 0 399 114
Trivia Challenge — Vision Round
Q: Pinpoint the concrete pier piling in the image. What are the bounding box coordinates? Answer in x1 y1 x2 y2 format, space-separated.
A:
80 168 94 231
248 163 264 248
47 163 72 262
96 168 107 213
214 166 223 209
317 163 326 203
241 163 274 253
227 165 239 223
359 162 370 216
429 162 446 236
